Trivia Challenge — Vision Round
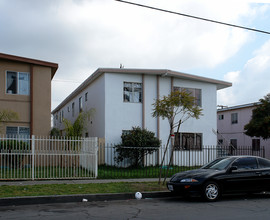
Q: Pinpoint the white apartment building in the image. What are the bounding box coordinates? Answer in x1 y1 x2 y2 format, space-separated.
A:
52 68 231 149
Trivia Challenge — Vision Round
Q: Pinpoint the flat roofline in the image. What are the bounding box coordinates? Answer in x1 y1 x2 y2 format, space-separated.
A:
0 53 58 79
217 102 261 112
52 68 232 114
96 68 232 90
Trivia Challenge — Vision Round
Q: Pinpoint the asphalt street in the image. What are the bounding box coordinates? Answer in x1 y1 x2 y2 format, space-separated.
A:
1 194 270 220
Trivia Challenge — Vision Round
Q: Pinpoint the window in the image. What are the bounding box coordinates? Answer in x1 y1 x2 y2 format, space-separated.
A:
258 158 270 168
218 115 224 120
79 97 82 112
230 139 237 148
232 157 258 170
72 102 75 117
85 92 88 102
218 139 223 145
67 106 70 112
61 110 64 122
6 71 30 95
252 139 260 151
229 139 237 155
174 132 202 150
174 87 202 106
122 130 131 135
231 113 238 124
123 82 142 103
6 126 30 137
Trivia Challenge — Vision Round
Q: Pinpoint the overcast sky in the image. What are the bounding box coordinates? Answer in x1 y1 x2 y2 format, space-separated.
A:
1 0 270 110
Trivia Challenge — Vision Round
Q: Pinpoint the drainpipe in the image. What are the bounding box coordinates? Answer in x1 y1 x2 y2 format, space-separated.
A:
142 74 145 129
156 75 160 139
30 65 34 136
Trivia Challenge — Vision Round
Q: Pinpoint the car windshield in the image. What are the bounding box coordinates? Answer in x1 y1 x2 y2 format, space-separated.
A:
201 157 235 170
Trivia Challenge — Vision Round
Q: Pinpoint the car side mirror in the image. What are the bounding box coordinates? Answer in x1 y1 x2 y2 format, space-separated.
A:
229 166 238 172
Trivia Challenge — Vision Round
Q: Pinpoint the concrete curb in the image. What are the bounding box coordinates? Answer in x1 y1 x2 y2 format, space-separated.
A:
0 191 172 206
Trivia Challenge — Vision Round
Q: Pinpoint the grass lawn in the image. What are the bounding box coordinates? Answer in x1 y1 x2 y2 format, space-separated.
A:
0 165 199 179
0 182 168 198
98 165 199 179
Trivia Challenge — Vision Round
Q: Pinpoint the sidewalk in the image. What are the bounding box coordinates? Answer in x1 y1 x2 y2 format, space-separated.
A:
0 179 171 206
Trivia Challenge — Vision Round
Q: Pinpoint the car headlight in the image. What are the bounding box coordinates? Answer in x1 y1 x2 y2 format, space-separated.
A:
180 178 198 183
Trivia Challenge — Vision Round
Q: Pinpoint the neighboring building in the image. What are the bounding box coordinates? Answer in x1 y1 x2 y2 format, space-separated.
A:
217 103 270 158
52 68 231 148
0 53 58 136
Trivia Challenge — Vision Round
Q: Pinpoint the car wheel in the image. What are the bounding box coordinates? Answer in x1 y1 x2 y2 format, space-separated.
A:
202 181 220 202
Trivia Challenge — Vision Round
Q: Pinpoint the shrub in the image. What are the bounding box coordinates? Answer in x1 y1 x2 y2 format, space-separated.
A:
114 127 161 167
0 140 30 168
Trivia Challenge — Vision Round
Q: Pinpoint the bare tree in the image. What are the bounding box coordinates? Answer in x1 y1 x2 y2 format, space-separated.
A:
152 90 203 184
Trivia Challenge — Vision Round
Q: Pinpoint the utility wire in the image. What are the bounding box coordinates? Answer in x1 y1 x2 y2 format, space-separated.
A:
115 0 270 35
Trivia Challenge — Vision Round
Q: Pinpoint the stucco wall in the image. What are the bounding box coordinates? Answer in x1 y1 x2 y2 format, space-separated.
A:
104 73 218 146
0 60 31 133
53 71 219 148
0 59 53 136
53 74 105 138
32 66 52 136
173 78 217 146
104 73 143 144
217 106 270 158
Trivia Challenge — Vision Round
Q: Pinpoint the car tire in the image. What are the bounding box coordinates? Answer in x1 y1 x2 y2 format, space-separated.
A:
202 181 220 202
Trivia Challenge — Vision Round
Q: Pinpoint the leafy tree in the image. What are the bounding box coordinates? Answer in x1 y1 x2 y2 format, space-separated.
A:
114 127 161 167
0 109 19 132
244 94 270 139
63 109 95 137
50 128 61 137
152 90 203 183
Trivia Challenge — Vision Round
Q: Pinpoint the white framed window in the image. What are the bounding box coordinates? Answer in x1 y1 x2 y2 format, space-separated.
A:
174 87 202 106
79 97 83 112
6 126 30 137
174 132 202 150
218 139 224 145
85 92 88 102
230 139 237 148
72 102 75 117
60 110 64 123
231 113 238 124
218 115 224 120
252 139 260 151
122 130 131 136
123 82 142 103
6 71 30 95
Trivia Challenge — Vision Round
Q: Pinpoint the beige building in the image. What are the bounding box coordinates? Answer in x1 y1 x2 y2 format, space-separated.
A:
0 53 58 136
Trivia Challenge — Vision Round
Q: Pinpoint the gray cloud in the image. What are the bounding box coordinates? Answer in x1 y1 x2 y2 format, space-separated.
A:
0 0 269 109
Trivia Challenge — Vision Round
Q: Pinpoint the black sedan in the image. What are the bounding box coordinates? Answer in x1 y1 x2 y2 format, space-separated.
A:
167 156 270 201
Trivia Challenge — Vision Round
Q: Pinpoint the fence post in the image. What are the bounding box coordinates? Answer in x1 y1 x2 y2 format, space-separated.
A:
32 135 35 181
95 137 98 178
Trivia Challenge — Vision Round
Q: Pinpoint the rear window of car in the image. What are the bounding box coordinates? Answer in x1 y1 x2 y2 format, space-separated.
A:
258 158 270 168
232 157 258 170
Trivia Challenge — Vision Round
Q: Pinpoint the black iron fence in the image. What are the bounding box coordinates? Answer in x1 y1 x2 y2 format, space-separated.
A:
97 145 265 179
